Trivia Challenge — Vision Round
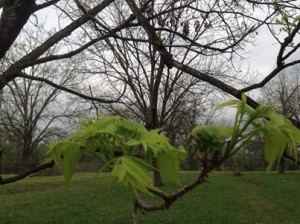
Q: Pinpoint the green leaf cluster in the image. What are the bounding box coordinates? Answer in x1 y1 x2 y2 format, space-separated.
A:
49 116 186 196
223 97 300 169
190 125 232 155
262 113 300 169
111 156 155 196
49 97 300 198
206 94 300 170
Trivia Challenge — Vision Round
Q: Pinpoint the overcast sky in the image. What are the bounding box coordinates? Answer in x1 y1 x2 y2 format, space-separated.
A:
3 5 300 87
245 27 278 75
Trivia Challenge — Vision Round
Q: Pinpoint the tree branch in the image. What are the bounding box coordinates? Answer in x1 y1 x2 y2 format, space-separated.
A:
0 160 55 185
125 0 173 69
34 0 61 11
0 0 36 60
241 20 300 93
17 72 120 104
134 163 217 212
284 152 300 166
171 59 259 109
0 0 114 90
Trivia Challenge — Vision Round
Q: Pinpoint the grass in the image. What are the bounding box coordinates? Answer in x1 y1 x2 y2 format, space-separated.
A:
0 171 300 224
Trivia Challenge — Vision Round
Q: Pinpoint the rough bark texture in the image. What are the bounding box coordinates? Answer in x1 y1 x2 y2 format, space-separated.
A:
0 0 36 59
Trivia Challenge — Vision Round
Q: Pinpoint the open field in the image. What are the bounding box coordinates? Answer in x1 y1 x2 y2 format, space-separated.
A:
0 172 299 224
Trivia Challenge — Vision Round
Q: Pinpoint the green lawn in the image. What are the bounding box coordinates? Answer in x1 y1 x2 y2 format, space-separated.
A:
0 172 299 224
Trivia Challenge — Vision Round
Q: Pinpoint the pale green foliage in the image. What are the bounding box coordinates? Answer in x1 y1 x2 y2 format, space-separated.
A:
49 98 300 198
49 116 185 196
190 125 233 154
191 95 300 170
262 114 300 168
50 141 81 182
111 156 155 196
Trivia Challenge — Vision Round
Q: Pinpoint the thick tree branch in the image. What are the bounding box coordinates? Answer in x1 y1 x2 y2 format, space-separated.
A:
0 160 55 185
171 59 259 109
0 0 114 90
0 0 36 60
240 66 285 93
27 7 148 67
277 21 300 66
17 72 120 104
240 61 300 93
172 59 300 129
284 152 300 166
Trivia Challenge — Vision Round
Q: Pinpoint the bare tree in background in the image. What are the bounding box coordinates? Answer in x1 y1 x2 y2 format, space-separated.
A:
0 59 82 172
78 1 225 185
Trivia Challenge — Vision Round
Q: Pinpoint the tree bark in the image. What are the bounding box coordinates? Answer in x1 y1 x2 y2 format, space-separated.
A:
15 144 32 173
132 202 141 224
278 147 288 174
153 158 163 187
0 149 2 174
145 107 164 187
15 154 30 174
0 160 55 185
278 156 285 174
0 0 114 90
0 0 36 60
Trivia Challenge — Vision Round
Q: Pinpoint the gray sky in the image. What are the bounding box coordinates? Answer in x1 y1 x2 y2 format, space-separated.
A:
3 4 300 88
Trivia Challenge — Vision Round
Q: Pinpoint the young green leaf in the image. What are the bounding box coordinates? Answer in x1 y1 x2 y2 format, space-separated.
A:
111 156 156 197
262 124 287 170
156 148 182 185
50 141 81 182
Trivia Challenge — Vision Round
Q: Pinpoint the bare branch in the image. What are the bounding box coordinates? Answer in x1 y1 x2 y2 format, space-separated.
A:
134 163 217 212
125 0 173 69
0 160 55 185
17 72 120 104
171 59 259 108
34 0 61 11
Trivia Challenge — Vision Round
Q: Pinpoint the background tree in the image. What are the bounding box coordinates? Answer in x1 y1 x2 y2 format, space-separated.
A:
0 59 82 173
77 1 229 185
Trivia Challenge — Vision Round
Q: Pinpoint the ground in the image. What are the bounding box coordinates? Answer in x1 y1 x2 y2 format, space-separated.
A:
0 172 299 224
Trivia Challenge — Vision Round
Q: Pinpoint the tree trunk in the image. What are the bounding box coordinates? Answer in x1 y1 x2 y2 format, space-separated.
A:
278 155 285 174
15 157 30 173
145 107 164 187
0 149 2 174
132 202 141 224
15 147 31 174
153 158 163 187
0 0 36 60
